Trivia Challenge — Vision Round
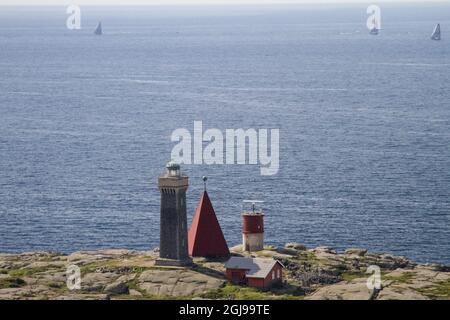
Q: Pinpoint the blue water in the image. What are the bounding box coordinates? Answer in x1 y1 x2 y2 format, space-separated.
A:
1 4 449 264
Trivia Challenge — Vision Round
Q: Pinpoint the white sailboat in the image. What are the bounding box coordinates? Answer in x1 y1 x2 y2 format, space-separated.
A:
94 22 102 35
370 17 379 35
431 23 441 41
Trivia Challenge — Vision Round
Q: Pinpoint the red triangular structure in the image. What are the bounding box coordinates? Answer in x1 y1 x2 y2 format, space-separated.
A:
188 191 230 257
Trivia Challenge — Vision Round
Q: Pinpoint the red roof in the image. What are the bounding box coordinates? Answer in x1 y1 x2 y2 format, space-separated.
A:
188 191 230 257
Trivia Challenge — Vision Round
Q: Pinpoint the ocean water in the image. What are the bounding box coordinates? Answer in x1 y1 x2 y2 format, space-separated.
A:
0 4 449 264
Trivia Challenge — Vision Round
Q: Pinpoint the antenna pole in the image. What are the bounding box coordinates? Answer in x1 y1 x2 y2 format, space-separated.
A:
202 176 208 192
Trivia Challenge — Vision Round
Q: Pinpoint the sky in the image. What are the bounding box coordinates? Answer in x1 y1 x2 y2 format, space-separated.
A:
0 0 447 6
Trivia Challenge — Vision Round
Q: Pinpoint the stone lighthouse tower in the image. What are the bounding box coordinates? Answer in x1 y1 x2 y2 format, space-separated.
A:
156 161 191 266
242 200 264 252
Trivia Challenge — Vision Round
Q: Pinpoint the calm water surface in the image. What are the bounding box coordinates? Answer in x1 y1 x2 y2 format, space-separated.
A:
0 4 449 264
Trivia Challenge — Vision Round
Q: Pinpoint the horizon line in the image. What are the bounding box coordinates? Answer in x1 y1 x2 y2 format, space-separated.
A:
0 0 449 7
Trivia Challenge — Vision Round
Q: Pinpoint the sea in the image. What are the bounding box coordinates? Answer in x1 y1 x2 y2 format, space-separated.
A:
1 3 449 264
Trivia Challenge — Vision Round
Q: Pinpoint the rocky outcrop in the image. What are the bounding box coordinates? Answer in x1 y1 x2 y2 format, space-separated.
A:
104 279 130 295
305 278 373 300
0 245 448 300
344 248 368 257
138 269 224 297
285 243 307 251
305 265 450 301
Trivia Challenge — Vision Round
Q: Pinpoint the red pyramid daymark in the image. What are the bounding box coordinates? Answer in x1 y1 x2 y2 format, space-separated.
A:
188 191 230 257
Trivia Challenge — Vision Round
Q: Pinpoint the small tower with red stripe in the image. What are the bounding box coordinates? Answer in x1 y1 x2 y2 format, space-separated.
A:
242 200 264 252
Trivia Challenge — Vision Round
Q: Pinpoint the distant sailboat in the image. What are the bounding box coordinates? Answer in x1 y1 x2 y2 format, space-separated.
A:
94 22 102 35
431 23 441 41
370 17 379 35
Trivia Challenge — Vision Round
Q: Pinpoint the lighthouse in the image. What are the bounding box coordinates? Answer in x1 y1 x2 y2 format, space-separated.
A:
156 161 191 266
242 200 264 252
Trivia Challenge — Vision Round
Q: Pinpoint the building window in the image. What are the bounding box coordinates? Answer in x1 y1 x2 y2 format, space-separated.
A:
272 271 275 280
277 269 280 278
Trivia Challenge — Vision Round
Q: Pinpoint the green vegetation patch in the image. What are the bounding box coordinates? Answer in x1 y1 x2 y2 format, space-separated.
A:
417 279 450 300
79 262 106 274
201 283 299 300
111 278 196 300
254 251 277 258
295 251 319 265
384 272 416 284
8 266 55 277
340 271 367 282
0 277 26 289
48 282 64 289
112 294 196 300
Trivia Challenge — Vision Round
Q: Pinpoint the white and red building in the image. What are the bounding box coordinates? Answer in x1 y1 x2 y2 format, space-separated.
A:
225 256 284 289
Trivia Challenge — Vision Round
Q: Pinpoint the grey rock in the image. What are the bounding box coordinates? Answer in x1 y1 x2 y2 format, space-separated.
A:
129 289 143 297
104 281 129 295
82 272 120 292
276 247 298 255
53 293 110 300
285 243 307 251
345 248 368 257
138 269 224 297
305 278 372 300
313 246 337 254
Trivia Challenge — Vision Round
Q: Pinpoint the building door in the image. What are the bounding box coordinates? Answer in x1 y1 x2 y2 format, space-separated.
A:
231 272 241 284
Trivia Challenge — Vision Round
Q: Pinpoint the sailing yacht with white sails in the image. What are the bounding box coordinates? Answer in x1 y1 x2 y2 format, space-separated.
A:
370 17 379 35
94 22 102 35
431 23 441 41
